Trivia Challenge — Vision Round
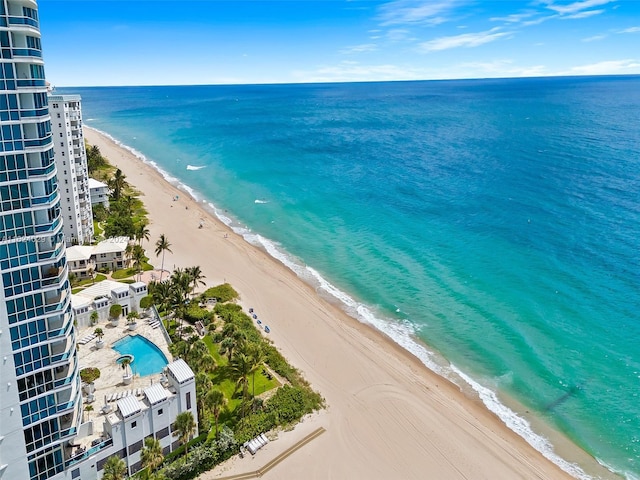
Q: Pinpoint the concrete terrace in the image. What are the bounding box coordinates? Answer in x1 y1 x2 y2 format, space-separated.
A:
73 312 174 449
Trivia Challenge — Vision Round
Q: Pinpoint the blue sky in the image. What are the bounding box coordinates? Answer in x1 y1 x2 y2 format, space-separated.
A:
39 0 640 86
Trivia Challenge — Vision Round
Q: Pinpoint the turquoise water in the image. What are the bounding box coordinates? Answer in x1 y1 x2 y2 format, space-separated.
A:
61 76 640 479
112 335 168 377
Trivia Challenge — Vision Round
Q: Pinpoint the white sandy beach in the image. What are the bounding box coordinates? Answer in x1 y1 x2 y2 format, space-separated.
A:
84 128 614 480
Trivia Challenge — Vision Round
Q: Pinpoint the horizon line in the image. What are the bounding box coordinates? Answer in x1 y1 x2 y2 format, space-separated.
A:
51 72 640 89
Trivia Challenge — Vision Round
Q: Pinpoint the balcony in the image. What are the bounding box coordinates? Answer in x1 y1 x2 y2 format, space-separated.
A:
44 287 69 313
42 264 67 287
37 240 64 262
24 133 52 149
16 78 47 88
65 437 113 468
7 16 39 28
19 107 48 118
31 189 59 207
35 216 61 234
27 161 56 178
11 47 42 58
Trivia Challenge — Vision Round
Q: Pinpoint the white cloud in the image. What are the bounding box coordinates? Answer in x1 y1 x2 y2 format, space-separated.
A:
490 12 536 23
340 43 378 54
418 28 511 52
386 28 414 42
292 62 425 83
568 59 640 74
377 0 466 26
457 60 548 77
542 0 613 15
617 26 640 33
582 34 607 41
562 9 604 19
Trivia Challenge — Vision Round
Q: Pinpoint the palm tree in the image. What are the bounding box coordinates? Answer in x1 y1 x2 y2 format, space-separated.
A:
230 351 252 418
132 244 146 281
246 342 266 398
174 411 196 456
140 437 164 476
108 168 126 201
205 389 227 439
102 455 127 480
150 280 172 314
186 339 209 367
154 234 172 281
135 222 150 247
195 372 213 425
90 310 99 326
84 404 93 422
185 266 206 298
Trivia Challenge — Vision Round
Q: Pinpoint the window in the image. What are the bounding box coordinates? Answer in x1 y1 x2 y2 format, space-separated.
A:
158 408 163 416
131 421 137 428
57 113 60 118
186 392 191 410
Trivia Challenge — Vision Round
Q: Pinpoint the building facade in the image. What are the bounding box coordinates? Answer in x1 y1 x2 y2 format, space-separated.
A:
60 359 198 480
48 94 93 245
87 178 108 209
0 1 81 479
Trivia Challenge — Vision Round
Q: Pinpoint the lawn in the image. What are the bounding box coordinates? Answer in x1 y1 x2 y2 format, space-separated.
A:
111 261 153 279
202 335 280 415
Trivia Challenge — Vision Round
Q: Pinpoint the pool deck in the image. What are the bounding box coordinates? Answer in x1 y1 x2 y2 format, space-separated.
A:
75 312 174 449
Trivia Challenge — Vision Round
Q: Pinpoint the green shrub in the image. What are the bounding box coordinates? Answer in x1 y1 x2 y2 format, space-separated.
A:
265 385 323 425
233 412 276 445
203 283 238 303
140 295 153 310
109 304 122 319
185 305 212 323
79 367 101 384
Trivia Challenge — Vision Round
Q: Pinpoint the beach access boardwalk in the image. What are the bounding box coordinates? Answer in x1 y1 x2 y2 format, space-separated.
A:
209 427 326 480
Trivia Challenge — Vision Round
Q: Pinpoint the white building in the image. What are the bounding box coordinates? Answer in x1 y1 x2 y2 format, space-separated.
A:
0 2 81 479
71 280 148 328
56 359 197 479
88 177 109 209
48 94 93 245
66 238 129 276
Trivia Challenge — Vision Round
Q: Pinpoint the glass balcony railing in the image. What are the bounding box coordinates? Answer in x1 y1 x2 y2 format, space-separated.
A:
20 107 48 118
24 134 52 148
12 47 42 58
16 78 47 88
65 438 113 468
27 161 56 177
42 264 67 287
35 217 61 234
8 16 39 28
31 190 59 206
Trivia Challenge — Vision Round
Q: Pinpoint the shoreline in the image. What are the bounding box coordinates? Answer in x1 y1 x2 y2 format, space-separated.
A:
84 126 616 480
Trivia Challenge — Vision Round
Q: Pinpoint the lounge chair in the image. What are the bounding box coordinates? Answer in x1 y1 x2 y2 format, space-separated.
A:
260 433 268 444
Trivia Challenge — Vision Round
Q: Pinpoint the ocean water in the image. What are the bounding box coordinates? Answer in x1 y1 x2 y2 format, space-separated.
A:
60 76 640 479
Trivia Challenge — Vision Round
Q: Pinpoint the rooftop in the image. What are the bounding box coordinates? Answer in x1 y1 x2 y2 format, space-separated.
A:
88 178 108 189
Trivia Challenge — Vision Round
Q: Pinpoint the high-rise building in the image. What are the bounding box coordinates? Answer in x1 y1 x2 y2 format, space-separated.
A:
0 1 81 479
48 95 93 245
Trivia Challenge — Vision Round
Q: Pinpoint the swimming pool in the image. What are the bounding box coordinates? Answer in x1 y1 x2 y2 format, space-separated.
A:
112 335 169 377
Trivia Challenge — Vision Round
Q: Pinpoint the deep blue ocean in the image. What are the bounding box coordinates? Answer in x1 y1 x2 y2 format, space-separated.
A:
59 76 640 479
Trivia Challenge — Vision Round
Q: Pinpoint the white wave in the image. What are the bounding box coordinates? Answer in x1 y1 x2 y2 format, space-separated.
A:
451 366 591 480
186 165 206 171
254 199 269 204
